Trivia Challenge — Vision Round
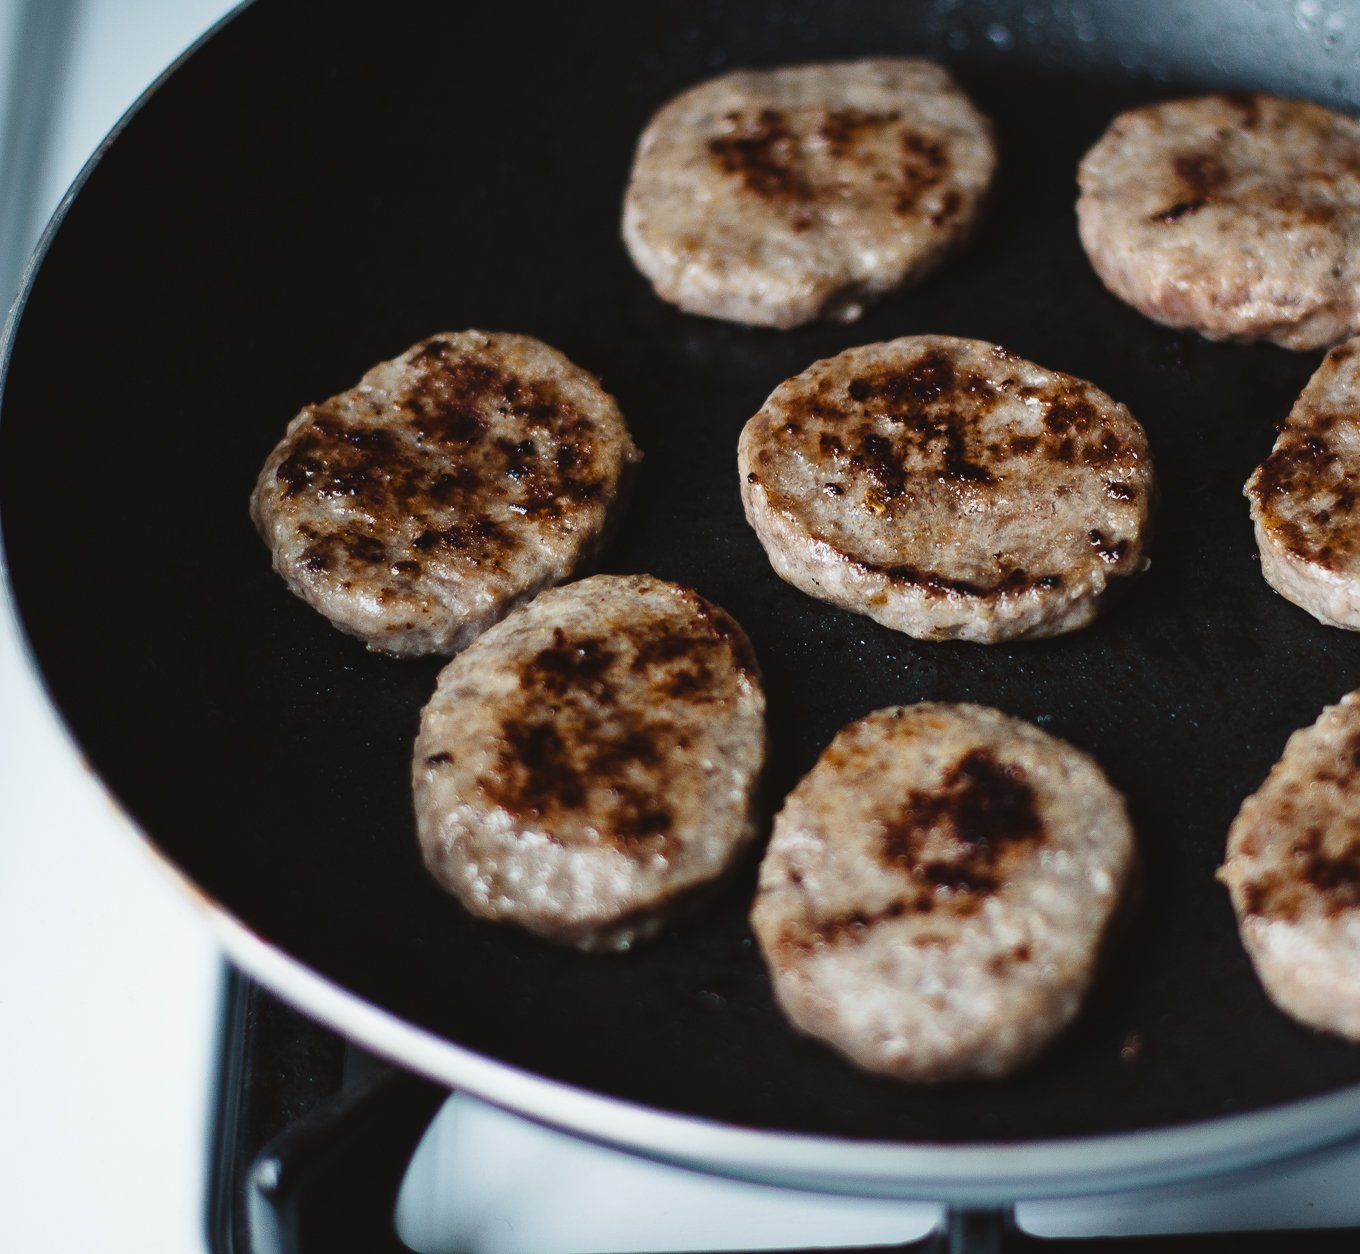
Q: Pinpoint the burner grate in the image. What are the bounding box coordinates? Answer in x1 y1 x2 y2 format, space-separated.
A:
207 967 1360 1254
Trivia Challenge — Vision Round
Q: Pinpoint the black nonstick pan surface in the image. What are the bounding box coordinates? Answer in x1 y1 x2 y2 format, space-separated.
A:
7 0 1360 1198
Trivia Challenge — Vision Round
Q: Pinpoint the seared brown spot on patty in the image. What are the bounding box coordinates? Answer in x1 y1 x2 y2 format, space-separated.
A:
1150 197 1207 224
1173 151 1229 198
896 130 948 214
1238 830 1360 923
819 107 900 156
299 528 386 572
486 705 676 852
850 556 1063 598
778 897 917 952
522 629 617 701
1251 430 1353 565
479 602 757 845
276 419 394 501
930 188 964 228
274 344 608 534
877 749 1042 902
412 517 510 556
1224 90 1262 129
708 108 814 202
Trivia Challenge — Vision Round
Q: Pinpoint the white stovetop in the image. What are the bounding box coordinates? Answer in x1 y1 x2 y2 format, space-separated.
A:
4 4 1360 1252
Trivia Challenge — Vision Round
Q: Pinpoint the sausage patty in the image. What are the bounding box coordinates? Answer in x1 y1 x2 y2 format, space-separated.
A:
750 704 1135 1082
412 574 766 952
1219 690 1360 1041
622 58 996 328
1077 93 1360 351
737 335 1154 643
1246 336 1360 629
251 332 641 657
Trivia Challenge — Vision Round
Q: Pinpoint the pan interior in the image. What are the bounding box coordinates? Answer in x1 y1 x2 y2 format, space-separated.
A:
4 0 1360 1148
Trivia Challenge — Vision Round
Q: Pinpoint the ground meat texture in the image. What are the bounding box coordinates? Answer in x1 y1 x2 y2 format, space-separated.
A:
1246 336 1360 629
750 704 1135 1082
621 58 996 329
1219 691 1360 1041
1076 93 1360 351
250 331 641 657
738 335 1154 643
412 575 766 953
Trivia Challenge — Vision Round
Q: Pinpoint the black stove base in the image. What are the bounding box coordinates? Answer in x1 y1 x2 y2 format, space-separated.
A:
206 965 1360 1254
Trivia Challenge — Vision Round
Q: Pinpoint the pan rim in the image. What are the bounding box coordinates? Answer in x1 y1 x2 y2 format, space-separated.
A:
6 0 1360 1201
145 810 1360 1200
5 592 1360 1207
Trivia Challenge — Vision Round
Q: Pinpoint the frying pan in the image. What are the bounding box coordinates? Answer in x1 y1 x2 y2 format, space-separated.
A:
6 0 1360 1203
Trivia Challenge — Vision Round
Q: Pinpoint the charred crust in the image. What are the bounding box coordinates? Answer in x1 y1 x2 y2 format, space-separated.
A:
477 595 753 852
929 188 964 228
412 517 510 555
853 556 1063 599
1150 197 1206 224
522 629 617 701
889 748 1041 855
268 338 615 584
779 896 922 953
486 709 675 854
1252 426 1355 565
880 749 1041 909
1223 91 1262 129
300 528 386 572
895 130 948 215
1241 827 1360 923
1172 151 1229 199
788 748 1045 949
819 107 900 156
707 108 814 203
858 431 906 499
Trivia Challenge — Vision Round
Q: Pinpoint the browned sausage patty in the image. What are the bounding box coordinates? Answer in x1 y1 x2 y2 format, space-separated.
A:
1219 690 1360 1040
1246 335 1360 629
738 336 1154 643
413 575 766 952
1077 93 1360 350
622 58 996 328
750 704 1135 1081
251 332 641 657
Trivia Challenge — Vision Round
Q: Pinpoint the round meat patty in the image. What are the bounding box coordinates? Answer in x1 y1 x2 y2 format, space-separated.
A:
251 331 641 657
1219 690 1360 1041
1077 93 1360 351
738 335 1154 643
750 704 1135 1082
621 58 996 328
1246 336 1360 630
413 574 766 953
